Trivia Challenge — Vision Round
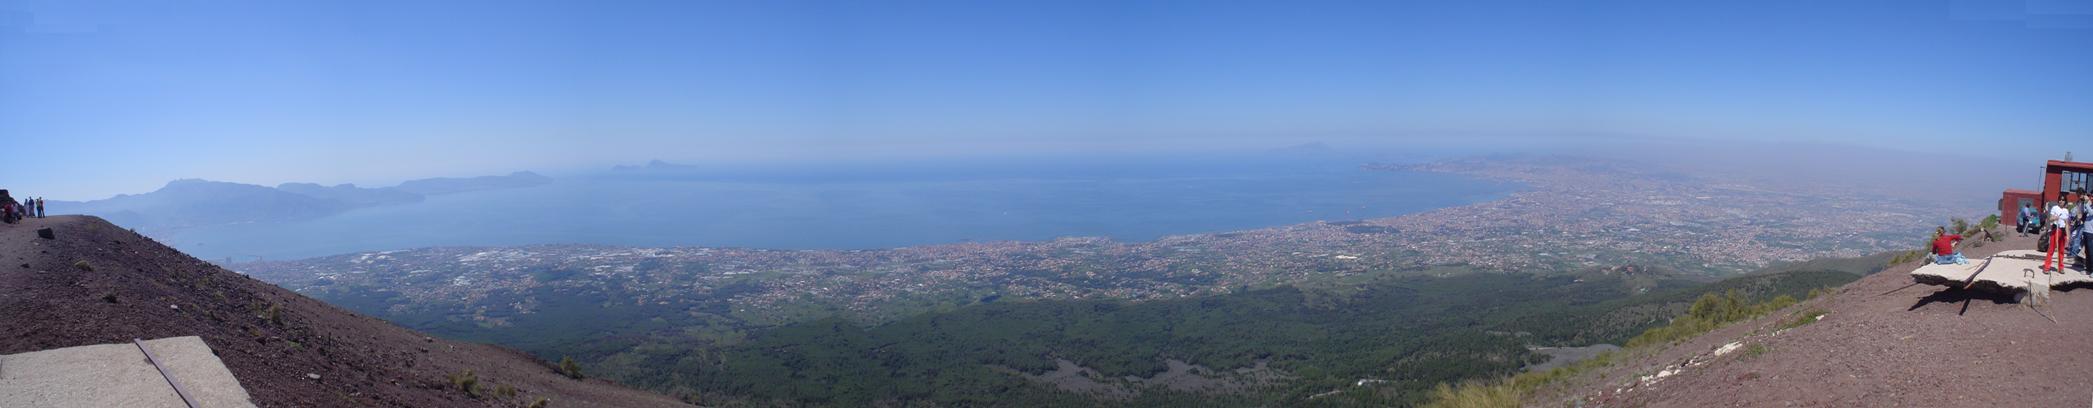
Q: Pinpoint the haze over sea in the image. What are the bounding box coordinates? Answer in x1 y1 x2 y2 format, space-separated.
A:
169 154 1513 261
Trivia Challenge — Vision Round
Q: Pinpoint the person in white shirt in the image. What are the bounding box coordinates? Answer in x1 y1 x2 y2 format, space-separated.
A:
2047 198 2076 273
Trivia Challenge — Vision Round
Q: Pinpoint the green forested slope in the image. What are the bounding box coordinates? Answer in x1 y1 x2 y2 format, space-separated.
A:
579 260 1872 406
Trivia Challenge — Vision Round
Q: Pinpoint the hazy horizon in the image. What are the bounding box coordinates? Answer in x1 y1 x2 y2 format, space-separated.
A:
6 0 2091 199
12 136 2063 202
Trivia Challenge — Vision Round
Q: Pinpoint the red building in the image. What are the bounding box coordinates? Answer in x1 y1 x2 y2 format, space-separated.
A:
2001 189 2040 226
2041 160 2093 204
1999 160 2093 226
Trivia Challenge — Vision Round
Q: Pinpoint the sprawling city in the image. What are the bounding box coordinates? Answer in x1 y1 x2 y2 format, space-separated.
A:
242 156 1958 326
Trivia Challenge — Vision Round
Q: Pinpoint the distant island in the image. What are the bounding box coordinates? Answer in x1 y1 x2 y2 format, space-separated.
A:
389 171 552 196
610 159 702 172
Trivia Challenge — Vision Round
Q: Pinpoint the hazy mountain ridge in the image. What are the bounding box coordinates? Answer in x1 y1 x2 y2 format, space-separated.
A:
57 171 551 231
609 160 699 172
276 182 426 207
392 171 553 196
61 179 354 230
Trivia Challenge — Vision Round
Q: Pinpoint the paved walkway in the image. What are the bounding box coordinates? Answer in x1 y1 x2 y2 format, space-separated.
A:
1911 249 2091 294
0 336 255 408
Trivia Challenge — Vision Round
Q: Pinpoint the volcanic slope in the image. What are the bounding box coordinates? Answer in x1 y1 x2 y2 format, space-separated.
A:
0 216 689 408
1533 233 2093 407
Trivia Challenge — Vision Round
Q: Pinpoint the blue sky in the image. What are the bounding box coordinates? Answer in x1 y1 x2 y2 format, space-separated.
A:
3 0 2091 199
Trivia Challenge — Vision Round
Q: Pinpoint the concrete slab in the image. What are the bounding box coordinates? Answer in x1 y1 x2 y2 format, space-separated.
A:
0 336 256 408
1911 250 2092 294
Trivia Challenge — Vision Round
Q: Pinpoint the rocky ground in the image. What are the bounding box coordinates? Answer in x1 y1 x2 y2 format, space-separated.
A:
1537 233 2093 407
0 216 689 407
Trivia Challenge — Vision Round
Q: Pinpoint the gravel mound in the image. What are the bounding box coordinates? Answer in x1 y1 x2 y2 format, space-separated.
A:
0 216 688 407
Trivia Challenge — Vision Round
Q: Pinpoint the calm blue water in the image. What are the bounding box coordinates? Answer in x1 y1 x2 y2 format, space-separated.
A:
166 157 1515 261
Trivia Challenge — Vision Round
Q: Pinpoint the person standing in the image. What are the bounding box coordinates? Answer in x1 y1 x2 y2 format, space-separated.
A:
2078 196 2093 269
2069 196 2085 262
2017 201 2034 234
34 197 43 218
2045 197 2074 273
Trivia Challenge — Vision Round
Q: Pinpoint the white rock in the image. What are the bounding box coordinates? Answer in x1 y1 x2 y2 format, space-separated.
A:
1713 341 1742 356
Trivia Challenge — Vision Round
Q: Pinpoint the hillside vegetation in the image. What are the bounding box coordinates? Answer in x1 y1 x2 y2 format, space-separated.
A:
258 233 1890 406
584 262 1871 406
1420 265 1884 407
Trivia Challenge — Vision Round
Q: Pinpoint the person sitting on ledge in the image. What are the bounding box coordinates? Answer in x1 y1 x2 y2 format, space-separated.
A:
1932 226 1967 265
0 190 17 224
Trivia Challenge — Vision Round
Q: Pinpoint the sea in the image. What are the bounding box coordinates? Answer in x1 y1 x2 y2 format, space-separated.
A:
163 154 1516 261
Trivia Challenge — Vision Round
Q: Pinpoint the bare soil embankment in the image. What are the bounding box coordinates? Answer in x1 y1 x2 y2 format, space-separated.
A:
0 216 689 407
1538 233 2093 407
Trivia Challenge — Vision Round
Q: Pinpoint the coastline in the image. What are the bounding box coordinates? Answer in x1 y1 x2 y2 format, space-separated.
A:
178 163 1517 261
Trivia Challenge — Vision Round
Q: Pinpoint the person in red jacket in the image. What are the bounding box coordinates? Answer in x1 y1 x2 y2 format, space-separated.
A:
0 189 16 224
1932 226 1967 265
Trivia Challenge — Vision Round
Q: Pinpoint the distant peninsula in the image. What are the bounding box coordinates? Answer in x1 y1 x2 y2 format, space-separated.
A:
56 171 552 231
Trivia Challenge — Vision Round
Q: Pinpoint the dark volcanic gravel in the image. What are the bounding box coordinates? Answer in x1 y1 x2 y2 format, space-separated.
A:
0 216 689 408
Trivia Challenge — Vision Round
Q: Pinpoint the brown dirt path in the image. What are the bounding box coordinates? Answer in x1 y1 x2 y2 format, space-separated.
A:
1539 233 2093 407
0 216 691 407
